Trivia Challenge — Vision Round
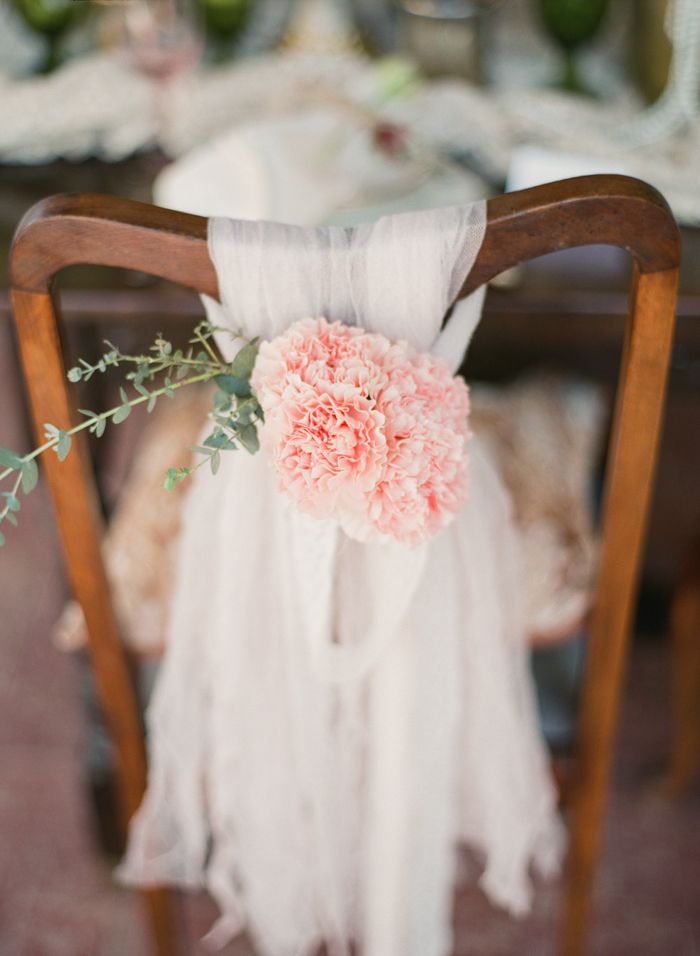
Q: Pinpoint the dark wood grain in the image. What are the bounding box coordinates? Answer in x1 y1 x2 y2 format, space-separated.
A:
10 192 215 297
560 265 678 955
8 175 681 956
10 175 679 297
465 174 679 292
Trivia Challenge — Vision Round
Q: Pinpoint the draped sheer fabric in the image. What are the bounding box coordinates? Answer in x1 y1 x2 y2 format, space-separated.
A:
118 202 564 956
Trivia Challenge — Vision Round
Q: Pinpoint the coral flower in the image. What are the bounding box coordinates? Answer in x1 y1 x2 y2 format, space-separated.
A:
252 318 470 544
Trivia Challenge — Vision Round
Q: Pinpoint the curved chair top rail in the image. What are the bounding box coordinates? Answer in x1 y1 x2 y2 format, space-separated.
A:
9 174 680 299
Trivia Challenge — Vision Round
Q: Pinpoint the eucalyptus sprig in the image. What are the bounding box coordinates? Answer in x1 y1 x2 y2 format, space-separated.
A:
0 320 263 547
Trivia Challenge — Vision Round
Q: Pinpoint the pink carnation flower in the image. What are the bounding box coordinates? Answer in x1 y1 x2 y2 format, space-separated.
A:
251 317 470 545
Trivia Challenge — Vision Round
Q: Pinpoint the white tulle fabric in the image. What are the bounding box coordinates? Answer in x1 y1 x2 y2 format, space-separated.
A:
118 203 564 956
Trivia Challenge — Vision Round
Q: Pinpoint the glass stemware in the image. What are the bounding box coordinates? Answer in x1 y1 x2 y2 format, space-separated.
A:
200 0 252 61
10 0 85 73
536 0 609 94
122 0 204 82
120 0 204 149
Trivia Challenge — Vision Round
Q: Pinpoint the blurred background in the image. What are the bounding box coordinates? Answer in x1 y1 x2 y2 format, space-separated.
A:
0 1 699 953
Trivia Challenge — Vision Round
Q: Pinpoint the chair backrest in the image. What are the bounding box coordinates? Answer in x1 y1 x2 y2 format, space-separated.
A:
8 175 680 956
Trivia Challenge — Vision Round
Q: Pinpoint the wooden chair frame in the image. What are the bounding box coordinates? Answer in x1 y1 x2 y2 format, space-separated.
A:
9 175 680 956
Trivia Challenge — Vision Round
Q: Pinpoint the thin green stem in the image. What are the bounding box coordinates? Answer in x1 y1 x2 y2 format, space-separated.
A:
119 351 219 371
192 330 221 366
0 465 17 484
0 471 22 522
0 321 259 547
0 369 218 486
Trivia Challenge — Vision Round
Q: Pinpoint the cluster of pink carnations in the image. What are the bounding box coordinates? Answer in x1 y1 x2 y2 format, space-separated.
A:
251 317 471 546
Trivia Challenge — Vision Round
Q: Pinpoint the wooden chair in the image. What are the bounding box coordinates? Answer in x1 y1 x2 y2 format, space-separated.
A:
9 175 680 956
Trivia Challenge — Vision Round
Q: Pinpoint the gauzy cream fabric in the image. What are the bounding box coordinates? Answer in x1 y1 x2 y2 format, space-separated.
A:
118 202 564 956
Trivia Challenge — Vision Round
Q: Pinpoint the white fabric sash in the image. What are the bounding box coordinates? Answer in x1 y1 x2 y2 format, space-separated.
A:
199 204 488 954
118 201 564 956
202 204 487 686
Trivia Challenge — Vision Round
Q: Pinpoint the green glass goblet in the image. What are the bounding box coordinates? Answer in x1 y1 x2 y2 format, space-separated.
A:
10 0 84 73
199 0 252 61
536 0 609 94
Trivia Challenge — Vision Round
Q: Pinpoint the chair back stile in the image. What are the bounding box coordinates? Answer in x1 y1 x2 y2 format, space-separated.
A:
8 175 680 956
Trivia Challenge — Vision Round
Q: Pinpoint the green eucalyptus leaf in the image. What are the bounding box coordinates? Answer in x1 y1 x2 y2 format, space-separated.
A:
210 451 221 475
2 492 20 512
236 423 260 454
215 374 251 398
236 397 259 425
147 395 157 414
0 530 5 547
20 458 39 494
94 417 107 438
230 341 258 378
113 404 131 424
204 433 236 451
56 432 72 462
0 447 23 470
214 389 233 408
67 367 82 383
164 468 178 491
5 511 17 527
